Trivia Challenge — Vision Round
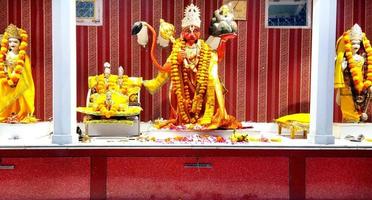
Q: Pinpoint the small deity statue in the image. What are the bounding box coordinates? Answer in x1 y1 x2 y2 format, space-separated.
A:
132 4 241 129
88 62 117 95
117 65 141 105
80 62 142 118
118 66 125 86
117 66 128 94
91 90 129 118
335 24 372 122
209 4 238 36
0 24 35 123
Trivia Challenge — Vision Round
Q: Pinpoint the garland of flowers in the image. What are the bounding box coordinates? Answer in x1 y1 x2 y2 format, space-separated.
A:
95 75 118 94
343 32 372 94
169 39 211 124
118 75 129 95
0 29 28 88
191 41 210 120
170 39 189 123
182 66 192 111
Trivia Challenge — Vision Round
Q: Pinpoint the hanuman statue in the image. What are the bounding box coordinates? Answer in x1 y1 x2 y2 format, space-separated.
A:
132 4 241 129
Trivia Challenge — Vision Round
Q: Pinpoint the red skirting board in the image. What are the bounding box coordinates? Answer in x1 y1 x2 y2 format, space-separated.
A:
1 149 372 199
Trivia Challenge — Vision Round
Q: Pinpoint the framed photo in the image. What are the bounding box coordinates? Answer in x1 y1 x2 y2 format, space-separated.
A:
76 0 103 26
222 0 247 20
265 0 312 29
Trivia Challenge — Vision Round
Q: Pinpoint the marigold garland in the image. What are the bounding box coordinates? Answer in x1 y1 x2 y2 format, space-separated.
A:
0 29 28 88
169 39 211 124
342 32 372 94
95 75 118 94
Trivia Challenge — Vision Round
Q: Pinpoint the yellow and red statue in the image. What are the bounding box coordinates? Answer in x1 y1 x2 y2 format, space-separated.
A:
132 4 241 129
335 24 372 122
0 24 35 123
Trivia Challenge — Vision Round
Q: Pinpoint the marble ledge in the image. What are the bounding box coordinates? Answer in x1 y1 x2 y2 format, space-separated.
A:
1 137 372 150
1 121 372 150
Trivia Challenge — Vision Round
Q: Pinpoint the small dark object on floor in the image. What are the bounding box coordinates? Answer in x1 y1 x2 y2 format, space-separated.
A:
345 134 364 142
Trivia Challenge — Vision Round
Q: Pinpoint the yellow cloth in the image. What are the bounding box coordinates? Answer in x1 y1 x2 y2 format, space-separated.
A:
276 113 310 124
0 55 34 121
200 52 227 127
338 88 360 122
334 35 346 89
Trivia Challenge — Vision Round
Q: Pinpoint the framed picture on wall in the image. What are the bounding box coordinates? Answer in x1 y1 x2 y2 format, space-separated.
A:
222 0 247 20
76 0 103 26
265 0 312 29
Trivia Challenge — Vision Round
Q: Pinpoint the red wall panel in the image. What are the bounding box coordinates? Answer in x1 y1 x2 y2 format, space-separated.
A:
1 0 370 122
0 157 90 200
107 157 289 199
307 158 372 199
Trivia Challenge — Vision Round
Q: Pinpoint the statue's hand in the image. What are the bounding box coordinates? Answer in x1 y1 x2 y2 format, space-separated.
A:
341 58 347 70
177 50 186 63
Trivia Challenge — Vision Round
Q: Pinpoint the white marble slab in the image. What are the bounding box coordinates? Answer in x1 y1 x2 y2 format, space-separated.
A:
1 122 372 149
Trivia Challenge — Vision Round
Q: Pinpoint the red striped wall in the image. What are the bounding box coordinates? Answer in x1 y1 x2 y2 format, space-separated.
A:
1 0 370 122
75 0 313 122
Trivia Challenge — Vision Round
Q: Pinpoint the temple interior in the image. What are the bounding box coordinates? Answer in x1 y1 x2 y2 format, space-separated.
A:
1 0 372 200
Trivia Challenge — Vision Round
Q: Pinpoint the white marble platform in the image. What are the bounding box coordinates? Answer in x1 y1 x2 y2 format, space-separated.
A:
1 122 372 149
0 122 52 141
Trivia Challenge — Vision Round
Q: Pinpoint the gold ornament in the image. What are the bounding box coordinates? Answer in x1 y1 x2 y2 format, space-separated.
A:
5 24 22 39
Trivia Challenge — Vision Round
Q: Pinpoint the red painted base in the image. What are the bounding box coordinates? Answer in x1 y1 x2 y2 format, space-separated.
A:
0 158 90 200
307 158 372 200
107 157 289 199
0 149 372 200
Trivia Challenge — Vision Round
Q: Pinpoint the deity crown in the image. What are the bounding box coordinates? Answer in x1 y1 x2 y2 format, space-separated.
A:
350 24 363 41
182 3 201 28
5 24 21 39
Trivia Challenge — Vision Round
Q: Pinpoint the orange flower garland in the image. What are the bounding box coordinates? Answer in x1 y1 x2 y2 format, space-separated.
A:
95 75 117 94
0 28 28 88
170 39 189 123
191 41 210 119
169 39 211 124
342 32 372 93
